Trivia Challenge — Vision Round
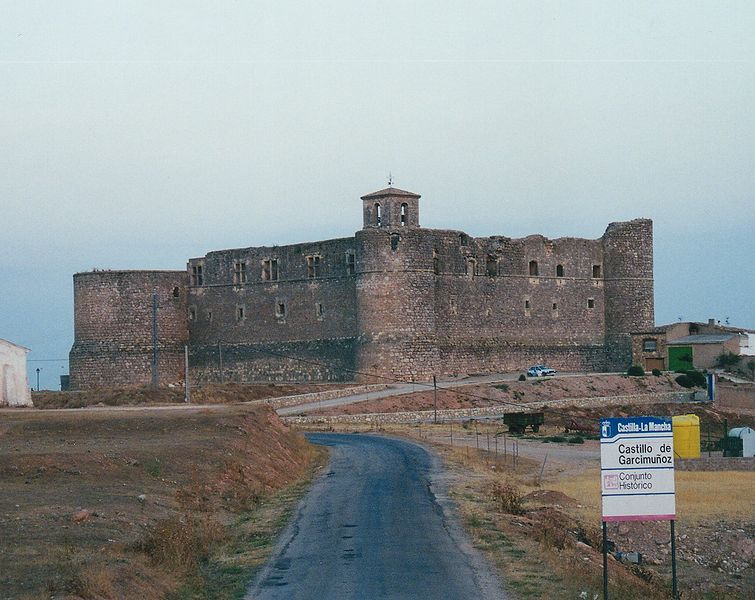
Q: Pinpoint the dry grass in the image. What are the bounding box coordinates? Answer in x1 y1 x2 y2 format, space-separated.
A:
0 403 321 600
30 381 350 409
546 468 755 523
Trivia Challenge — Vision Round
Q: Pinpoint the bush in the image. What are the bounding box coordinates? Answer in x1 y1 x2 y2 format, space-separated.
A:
715 351 741 369
652 368 662 376
489 482 525 515
518 374 526 381
567 436 585 444
685 369 707 388
627 365 645 376
675 374 694 388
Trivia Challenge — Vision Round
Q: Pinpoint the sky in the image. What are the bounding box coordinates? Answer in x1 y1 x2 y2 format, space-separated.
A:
1 1 753 390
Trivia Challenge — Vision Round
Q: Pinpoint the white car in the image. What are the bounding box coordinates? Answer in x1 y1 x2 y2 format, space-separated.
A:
527 365 556 377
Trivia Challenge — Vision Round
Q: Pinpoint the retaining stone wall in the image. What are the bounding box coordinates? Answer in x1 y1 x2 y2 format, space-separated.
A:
283 391 694 425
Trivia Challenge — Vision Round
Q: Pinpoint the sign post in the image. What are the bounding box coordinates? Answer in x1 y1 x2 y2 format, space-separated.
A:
600 416 677 599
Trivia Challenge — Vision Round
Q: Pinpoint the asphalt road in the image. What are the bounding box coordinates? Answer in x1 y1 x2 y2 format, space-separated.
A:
245 433 506 600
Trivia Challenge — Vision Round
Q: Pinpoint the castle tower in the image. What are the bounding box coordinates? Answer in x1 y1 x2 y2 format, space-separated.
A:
361 187 421 229
602 219 655 369
69 271 188 389
355 187 438 381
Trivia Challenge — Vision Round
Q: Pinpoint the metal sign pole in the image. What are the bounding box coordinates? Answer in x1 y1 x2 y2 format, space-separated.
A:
602 521 609 600
671 520 678 599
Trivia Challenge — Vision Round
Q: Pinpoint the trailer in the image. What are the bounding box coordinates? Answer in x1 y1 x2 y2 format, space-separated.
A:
503 412 544 434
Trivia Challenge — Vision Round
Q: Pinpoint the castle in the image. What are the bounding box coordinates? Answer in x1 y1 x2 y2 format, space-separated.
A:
69 187 654 390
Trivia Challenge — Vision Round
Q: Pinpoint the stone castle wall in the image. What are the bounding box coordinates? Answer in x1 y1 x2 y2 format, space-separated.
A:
69 189 655 388
69 271 188 389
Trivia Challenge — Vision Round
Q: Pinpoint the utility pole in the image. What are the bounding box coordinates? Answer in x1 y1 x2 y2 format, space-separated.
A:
218 341 224 383
35 368 40 391
433 375 438 424
184 345 190 403
151 291 159 388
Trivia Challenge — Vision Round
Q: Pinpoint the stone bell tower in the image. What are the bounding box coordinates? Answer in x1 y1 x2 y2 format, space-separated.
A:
361 187 421 229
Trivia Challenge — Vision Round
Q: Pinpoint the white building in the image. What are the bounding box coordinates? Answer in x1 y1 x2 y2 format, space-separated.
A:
0 339 33 407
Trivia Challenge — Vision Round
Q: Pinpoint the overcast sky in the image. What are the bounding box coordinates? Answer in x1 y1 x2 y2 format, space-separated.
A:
2 1 753 389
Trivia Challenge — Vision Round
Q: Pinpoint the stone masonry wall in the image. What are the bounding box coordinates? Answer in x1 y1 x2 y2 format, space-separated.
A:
69 271 188 389
284 392 693 425
71 191 654 387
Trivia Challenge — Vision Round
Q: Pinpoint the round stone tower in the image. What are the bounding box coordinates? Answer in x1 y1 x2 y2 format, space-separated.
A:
69 270 188 390
355 187 439 382
602 219 655 369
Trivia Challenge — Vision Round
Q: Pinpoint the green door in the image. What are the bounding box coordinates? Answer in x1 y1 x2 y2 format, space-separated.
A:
669 346 694 371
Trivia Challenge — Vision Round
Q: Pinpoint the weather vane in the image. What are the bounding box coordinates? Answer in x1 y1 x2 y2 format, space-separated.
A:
388 172 393 186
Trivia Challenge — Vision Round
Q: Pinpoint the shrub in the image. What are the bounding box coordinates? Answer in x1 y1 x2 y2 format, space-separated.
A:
715 351 741 369
675 374 694 388
627 365 645 376
518 374 527 381
685 369 707 388
140 514 224 570
567 436 585 444
489 482 525 515
652 368 662 376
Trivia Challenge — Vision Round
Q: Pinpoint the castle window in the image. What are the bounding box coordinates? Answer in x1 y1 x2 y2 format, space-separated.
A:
552 302 558 310
262 259 278 281
206 310 213 322
172 286 180 298
524 297 531 316
643 339 658 352
449 296 458 315
486 255 497 277
552 301 559 318
236 306 245 322
189 306 196 321
433 249 440 275
233 261 247 284
525 299 531 309
346 252 356 275
306 255 321 278
466 258 477 276
529 261 539 276
315 302 324 318
191 265 203 286
390 234 400 251
592 264 602 278
375 203 382 226
556 264 564 277
400 203 408 226
276 301 286 318
587 298 595 309
459 233 469 247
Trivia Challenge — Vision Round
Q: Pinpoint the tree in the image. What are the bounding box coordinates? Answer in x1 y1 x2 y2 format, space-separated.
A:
715 351 741 370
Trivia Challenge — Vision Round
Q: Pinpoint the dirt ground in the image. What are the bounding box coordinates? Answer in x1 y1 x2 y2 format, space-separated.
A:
307 373 695 416
31 382 350 409
0 403 320 600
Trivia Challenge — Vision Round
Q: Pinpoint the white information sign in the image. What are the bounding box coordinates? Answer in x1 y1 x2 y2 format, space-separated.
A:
600 416 675 521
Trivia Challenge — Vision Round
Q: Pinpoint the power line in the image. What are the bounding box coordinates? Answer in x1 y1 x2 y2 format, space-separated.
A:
28 358 69 362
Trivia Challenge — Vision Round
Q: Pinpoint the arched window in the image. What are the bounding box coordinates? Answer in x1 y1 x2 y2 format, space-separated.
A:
375 203 382 226
400 203 408 226
466 258 477 276
529 260 539 276
556 264 564 277
390 233 400 251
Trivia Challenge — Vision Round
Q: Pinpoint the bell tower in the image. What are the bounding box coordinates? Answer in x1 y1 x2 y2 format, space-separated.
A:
361 187 421 229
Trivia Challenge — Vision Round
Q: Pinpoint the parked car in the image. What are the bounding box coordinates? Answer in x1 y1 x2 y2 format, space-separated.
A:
527 365 556 377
